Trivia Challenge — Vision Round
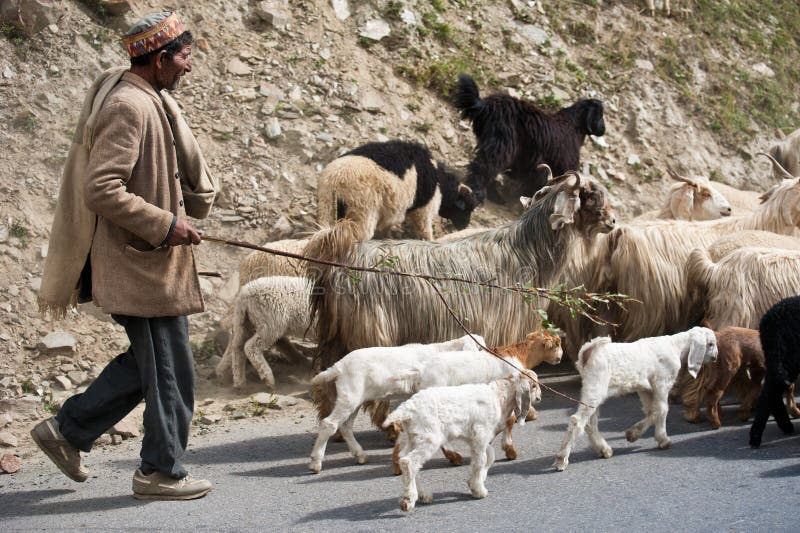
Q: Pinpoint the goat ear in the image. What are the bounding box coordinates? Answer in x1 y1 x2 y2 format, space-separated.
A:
514 379 532 426
687 329 707 378
549 188 581 230
458 183 472 196
520 195 533 209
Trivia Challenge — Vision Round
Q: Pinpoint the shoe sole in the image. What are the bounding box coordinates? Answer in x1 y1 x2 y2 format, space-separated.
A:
30 426 88 483
132 487 211 501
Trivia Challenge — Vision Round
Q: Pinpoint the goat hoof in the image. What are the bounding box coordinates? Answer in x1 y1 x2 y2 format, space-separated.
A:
400 498 415 512
779 422 795 435
502 445 518 461
737 411 751 422
709 421 721 430
749 434 762 448
419 492 433 504
598 446 613 459
355 453 368 465
657 439 672 450
443 449 463 466
553 457 568 472
683 411 701 423
625 429 640 443
789 407 800 419
308 460 322 474
331 431 344 443
468 482 488 499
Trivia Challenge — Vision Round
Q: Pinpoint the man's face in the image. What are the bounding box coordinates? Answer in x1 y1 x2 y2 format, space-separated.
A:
156 44 192 91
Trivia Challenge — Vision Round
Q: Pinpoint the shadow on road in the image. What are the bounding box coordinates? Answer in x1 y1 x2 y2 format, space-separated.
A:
0 489 144 518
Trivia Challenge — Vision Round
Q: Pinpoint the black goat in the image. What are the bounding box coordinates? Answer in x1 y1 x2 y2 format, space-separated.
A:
749 296 800 448
454 74 605 203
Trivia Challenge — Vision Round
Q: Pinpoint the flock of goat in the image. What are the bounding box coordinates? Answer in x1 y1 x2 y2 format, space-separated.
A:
216 74 800 510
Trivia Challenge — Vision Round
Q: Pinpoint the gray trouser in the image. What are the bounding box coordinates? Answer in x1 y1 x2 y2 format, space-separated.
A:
56 315 195 479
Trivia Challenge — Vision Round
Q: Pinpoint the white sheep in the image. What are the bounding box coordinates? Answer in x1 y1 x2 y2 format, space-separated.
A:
636 168 731 221
553 327 718 471
216 276 314 389
309 334 502 474
317 140 477 241
383 374 539 511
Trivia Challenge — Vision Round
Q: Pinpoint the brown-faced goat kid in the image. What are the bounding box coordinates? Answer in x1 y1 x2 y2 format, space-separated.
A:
681 324 765 429
392 330 563 475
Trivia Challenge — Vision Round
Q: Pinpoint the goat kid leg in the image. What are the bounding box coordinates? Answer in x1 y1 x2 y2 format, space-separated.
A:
467 438 491 499
399 441 437 511
501 415 517 460
705 387 725 429
339 409 367 465
244 333 275 388
786 383 800 418
585 409 612 458
652 394 672 449
309 401 358 473
554 404 597 471
626 390 655 443
441 447 463 466
680 372 704 423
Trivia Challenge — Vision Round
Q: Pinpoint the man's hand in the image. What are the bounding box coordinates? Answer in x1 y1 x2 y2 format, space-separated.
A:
166 217 202 246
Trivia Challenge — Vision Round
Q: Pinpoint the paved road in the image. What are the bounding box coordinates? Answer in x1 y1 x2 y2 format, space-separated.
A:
1 370 798 532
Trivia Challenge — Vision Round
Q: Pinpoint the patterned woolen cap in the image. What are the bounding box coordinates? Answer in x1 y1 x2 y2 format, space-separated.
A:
121 11 185 58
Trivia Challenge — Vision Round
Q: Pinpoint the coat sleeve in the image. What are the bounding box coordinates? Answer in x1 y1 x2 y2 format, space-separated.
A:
84 100 174 247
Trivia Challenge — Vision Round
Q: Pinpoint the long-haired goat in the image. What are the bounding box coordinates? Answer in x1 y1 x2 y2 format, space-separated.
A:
750 296 800 448
553 327 718 471
768 127 800 178
591 158 800 345
706 230 800 262
636 168 732 221
317 140 478 241
680 324 765 429
306 168 615 424
454 74 605 203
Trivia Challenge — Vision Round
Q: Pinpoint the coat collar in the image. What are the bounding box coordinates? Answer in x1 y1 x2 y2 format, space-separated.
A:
121 71 164 105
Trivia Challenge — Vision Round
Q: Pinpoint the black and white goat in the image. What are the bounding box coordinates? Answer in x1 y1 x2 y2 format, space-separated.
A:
317 140 478 241
454 74 605 203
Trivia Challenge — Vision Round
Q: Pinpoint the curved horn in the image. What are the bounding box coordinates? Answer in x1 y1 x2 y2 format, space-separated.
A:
537 163 554 183
666 166 695 185
757 151 795 179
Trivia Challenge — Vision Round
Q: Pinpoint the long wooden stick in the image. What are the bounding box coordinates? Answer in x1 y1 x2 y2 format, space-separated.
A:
203 234 595 407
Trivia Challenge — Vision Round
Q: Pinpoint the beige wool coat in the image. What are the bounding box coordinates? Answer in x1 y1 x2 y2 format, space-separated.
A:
85 72 206 317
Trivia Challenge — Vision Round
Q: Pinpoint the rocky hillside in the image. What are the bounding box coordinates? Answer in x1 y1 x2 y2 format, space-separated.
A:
0 0 798 459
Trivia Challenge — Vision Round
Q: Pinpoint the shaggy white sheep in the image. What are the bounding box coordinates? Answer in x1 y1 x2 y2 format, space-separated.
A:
553 327 718 471
384 374 539 511
216 276 314 389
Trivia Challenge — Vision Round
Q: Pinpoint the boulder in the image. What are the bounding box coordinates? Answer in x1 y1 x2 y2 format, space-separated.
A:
0 454 21 474
0 0 58 37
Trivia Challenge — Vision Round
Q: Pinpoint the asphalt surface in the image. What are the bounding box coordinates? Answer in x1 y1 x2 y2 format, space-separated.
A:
1 370 799 532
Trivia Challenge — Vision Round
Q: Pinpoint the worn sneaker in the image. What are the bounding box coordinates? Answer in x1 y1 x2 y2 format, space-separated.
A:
132 469 212 500
30 417 89 482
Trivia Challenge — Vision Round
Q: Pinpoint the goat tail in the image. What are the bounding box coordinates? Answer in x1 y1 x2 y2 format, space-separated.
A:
453 73 482 120
575 336 612 373
310 364 339 421
382 404 411 430
310 365 340 386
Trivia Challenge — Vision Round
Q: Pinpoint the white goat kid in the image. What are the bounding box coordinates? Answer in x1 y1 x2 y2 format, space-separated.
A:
554 327 718 471
384 374 539 511
308 335 486 473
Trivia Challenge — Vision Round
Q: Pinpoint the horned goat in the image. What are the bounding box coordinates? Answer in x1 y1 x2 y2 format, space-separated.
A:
750 296 800 448
454 74 605 203
768 127 800 178
591 155 800 344
384 374 538 511
306 168 615 425
636 168 731 221
317 140 477 241
553 327 718 471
